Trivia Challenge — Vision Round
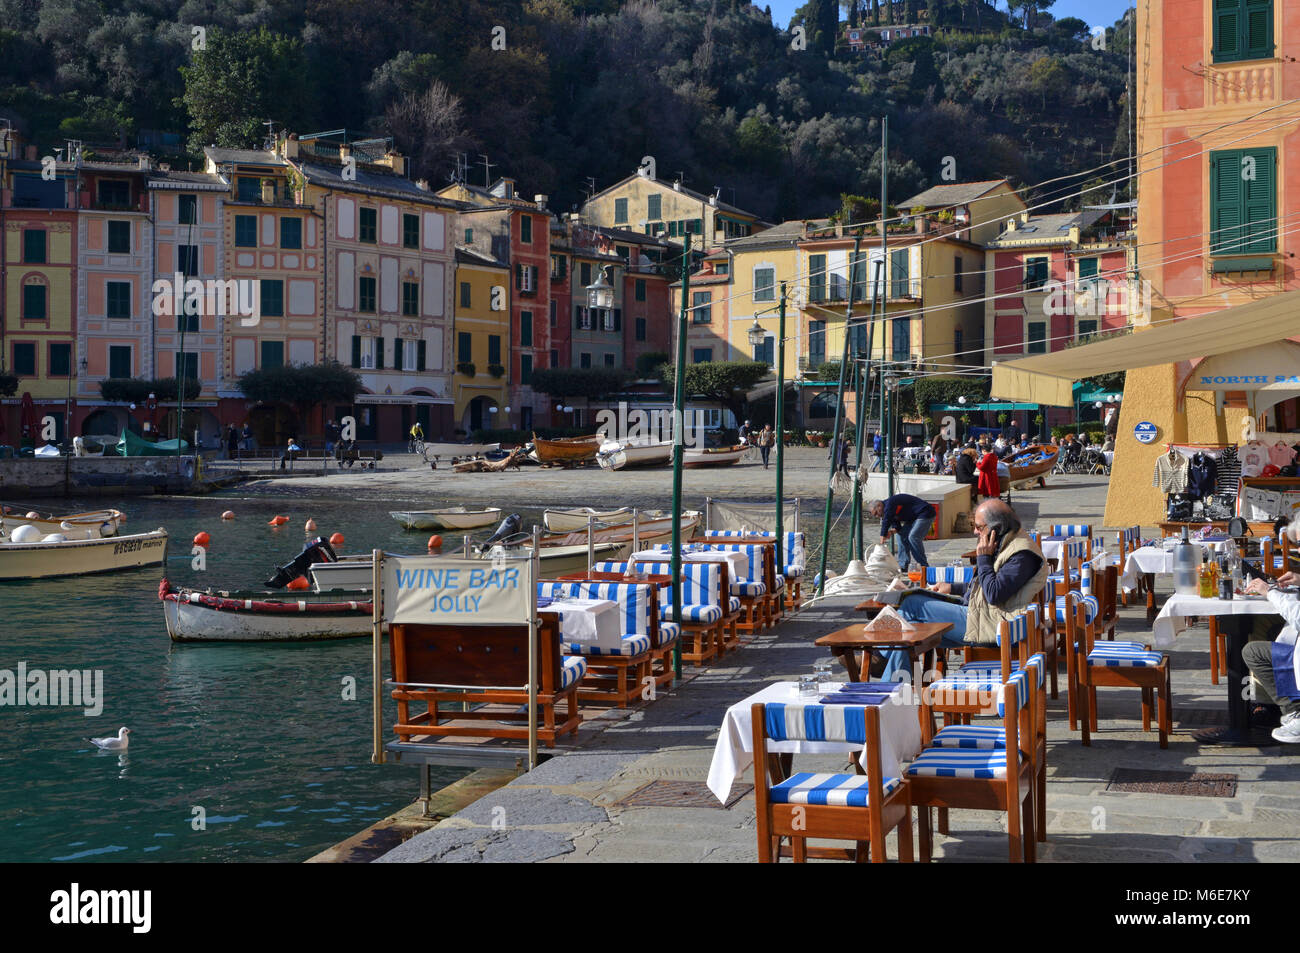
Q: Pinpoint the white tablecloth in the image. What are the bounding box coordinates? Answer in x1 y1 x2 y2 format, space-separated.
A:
543 598 622 651
1120 540 1235 593
707 681 923 804
1150 592 1279 649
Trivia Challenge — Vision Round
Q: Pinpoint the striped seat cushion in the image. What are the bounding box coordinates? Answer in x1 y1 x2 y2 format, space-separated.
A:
1055 593 1099 624
658 622 680 644
727 596 741 614
928 724 1006 750
559 655 588 690
666 603 722 624
1088 644 1164 668
958 659 1046 690
783 566 805 578
772 575 786 591
926 565 975 585
1052 524 1092 538
769 772 901 807
733 580 767 596
906 747 1008 779
565 633 651 657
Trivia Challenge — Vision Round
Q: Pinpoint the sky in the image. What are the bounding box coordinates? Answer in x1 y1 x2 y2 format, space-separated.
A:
764 0 1135 31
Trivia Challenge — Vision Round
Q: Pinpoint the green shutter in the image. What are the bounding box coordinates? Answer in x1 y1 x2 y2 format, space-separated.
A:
1244 0 1272 58
809 254 826 302
1241 146 1276 253
351 335 361 368
1211 151 1243 254
1077 257 1098 278
1213 0 1241 60
376 338 384 370
395 337 404 371
418 339 427 370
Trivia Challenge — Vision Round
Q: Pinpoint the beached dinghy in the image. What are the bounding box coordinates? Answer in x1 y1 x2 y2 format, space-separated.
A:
1007 444 1060 482
389 506 503 531
0 505 125 539
596 438 673 470
0 527 166 580
532 433 602 466
683 444 747 468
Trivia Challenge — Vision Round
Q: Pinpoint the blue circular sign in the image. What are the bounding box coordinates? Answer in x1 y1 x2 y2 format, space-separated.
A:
1134 421 1158 444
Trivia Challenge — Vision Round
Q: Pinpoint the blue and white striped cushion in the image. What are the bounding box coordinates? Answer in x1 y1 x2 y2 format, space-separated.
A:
959 657 1046 690
784 532 806 573
593 561 630 574
727 596 741 614
633 561 721 607
540 581 653 641
703 529 760 538
763 702 876 743
1055 593 1099 624
769 772 901 806
929 724 1006 750
733 580 767 596
1052 524 1092 538
1088 644 1164 667
666 603 723 624
565 633 651 657
906 747 1008 779
658 622 680 644
772 575 787 591
704 543 763 583
559 655 587 689
926 565 975 585
995 612 1031 647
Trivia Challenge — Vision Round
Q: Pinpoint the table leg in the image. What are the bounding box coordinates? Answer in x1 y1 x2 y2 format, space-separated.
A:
831 647 861 681
1145 573 1157 624
1193 616 1279 747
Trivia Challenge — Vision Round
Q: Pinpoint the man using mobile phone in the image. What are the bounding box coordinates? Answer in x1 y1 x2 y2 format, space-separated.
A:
876 499 1048 681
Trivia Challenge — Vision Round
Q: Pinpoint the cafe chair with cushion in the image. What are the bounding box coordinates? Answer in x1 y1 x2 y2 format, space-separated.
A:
906 667 1038 862
751 702 913 863
1051 524 1094 558
1063 590 1171 748
1117 526 1145 606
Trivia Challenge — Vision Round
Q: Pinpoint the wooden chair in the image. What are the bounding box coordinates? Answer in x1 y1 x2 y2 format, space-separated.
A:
1063 590 1171 748
1117 526 1145 606
906 637 1038 863
389 615 583 747
1051 523 1094 559
693 543 772 637
539 580 665 708
751 701 913 863
594 560 732 664
559 570 680 692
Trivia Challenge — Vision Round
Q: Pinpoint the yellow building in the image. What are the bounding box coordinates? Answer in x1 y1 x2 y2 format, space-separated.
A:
453 246 511 434
897 179 1027 247
725 223 802 371
582 170 765 250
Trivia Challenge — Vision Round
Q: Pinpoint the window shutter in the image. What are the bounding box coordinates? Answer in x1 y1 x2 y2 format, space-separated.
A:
575 304 583 328
614 308 622 331
515 263 522 289
530 265 539 290
376 337 385 370
417 339 427 370
1213 0 1241 59
1210 152 1243 254
1241 146 1276 253
1243 0 1271 59
351 335 361 368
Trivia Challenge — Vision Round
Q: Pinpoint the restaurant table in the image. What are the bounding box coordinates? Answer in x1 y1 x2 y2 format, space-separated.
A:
539 597 622 652
630 548 749 582
1121 539 1237 622
1151 592 1281 746
815 620 951 685
706 680 922 804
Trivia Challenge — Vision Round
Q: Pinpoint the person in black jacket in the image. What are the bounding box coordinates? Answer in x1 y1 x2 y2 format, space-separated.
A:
869 493 936 572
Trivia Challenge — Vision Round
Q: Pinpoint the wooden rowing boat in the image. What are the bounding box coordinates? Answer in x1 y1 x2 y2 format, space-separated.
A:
683 444 747 468
596 438 673 470
532 433 602 465
160 579 373 642
389 506 503 531
0 528 167 580
1007 444 1060 482
542 507 700 532
0 505 126 539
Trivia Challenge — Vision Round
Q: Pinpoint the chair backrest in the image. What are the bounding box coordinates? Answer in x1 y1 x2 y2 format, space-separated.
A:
622 560 723 608
1052 524 1092 539
784 532 807 572
760 702 878 743
538 580 656 640
997 667 1032 717
704 529 770 538
925 565 975 585
701 543 763 582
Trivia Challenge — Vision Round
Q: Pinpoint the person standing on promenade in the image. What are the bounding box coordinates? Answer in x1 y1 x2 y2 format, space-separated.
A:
756 424 775 469
870 494 936 573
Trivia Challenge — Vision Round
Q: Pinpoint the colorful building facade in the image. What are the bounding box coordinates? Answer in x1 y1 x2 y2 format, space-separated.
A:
452 246 511 434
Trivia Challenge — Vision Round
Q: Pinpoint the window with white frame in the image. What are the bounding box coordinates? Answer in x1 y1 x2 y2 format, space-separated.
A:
359 336 376 369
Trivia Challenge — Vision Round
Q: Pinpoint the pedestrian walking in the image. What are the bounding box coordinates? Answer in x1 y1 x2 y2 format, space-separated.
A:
756 424 775 469
225 425 238 460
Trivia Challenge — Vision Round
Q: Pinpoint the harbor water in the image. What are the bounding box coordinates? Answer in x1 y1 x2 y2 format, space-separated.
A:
1 486 858 862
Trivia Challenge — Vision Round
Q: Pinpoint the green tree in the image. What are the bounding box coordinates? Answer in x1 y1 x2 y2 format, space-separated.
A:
530 367 631 403
237 362 362 427
658 360 772 424
179 27 311 154
0 371 18 398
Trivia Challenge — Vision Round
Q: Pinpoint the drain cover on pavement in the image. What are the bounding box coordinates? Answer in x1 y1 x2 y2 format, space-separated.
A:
1106 768 1237 798
618 779 751 810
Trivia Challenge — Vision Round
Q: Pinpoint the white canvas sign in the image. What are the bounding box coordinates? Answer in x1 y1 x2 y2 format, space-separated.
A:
382 556 533 625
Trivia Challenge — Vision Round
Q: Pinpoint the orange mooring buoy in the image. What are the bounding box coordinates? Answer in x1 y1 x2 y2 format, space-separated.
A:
329 532 345 547
427 534 444 551
221 510 235 520
286 575 310 590
268 515 289 526
193 531 211 547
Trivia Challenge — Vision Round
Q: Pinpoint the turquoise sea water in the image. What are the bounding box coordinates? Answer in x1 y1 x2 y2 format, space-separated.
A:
1 489 856 862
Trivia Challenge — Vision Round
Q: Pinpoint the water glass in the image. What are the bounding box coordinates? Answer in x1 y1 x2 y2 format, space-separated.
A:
798 673 818 697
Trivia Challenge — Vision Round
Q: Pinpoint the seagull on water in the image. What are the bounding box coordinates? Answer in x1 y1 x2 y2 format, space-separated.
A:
90 727 130 751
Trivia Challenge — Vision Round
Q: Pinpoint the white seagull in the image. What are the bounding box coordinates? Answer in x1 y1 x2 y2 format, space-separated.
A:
90 727 131 751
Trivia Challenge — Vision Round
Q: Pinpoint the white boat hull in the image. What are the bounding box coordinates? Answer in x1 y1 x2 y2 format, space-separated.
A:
597 440 673 470
0 529 167 580
0 508 125 540
162 592 373 642
543 507 633 532
683 446 747 468
420 442 500 457
390 507 502 531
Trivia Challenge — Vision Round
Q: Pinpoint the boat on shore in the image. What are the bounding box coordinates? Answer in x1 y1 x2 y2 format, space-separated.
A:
1008 444 1060 482
389 506 503 531
420 441 500 458
596 438 673 470
0 528 167 580
542 507 700 533
532 434 602 466
160 580 373 642
0 505 126 539
683 444 747 468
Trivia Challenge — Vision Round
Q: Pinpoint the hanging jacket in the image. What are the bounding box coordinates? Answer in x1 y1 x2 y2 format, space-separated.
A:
1186 451 1218 498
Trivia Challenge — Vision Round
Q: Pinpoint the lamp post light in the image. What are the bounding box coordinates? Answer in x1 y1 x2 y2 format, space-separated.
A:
586 264 614 318
146 391 158 435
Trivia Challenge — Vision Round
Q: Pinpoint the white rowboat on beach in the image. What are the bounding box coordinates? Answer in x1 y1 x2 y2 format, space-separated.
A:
389 506 503 531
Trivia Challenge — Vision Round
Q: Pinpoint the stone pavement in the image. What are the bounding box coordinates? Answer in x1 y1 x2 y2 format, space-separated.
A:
375 479 1300 863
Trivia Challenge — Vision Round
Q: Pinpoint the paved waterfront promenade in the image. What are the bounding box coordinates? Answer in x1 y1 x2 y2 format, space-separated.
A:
370 476 1300 863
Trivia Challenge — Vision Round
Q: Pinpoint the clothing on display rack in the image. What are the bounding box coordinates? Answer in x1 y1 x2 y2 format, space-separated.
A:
1187 451 1219 498
1241 441 1269 478
1153 449 1189 494
1215 445 1242 497
1269 441 1297 469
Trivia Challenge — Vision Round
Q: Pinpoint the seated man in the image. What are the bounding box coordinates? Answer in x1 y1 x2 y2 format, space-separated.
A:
877 499 1048 682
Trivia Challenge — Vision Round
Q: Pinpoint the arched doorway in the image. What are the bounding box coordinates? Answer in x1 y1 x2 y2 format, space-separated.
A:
82 408 125 438
467 396 493 434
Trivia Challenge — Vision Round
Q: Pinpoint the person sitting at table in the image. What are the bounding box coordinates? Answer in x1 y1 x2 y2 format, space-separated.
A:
869 494 936 573
1244 569 1300 742
875 499 1048 682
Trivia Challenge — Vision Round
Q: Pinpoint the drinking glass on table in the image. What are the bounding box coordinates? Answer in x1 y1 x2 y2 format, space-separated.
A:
798 673 819 697
908 569 925 587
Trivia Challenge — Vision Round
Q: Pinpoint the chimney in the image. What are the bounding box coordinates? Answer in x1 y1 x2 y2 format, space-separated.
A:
385 152 405 176
914 215 927 235
137 154 152 171
415 178 429 191
534 193 548 209
282 134 299 159
1019 211 1030 225
339 143 352 167
672 181 682 191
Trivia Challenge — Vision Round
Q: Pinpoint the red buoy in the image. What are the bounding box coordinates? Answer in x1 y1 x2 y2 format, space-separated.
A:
286 575 310 590
329 532 345 547
427 534 443 551
193 531 211 547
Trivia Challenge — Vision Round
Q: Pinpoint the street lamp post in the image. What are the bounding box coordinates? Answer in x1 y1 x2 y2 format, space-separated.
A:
746 293 788 572
669 236 692 679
